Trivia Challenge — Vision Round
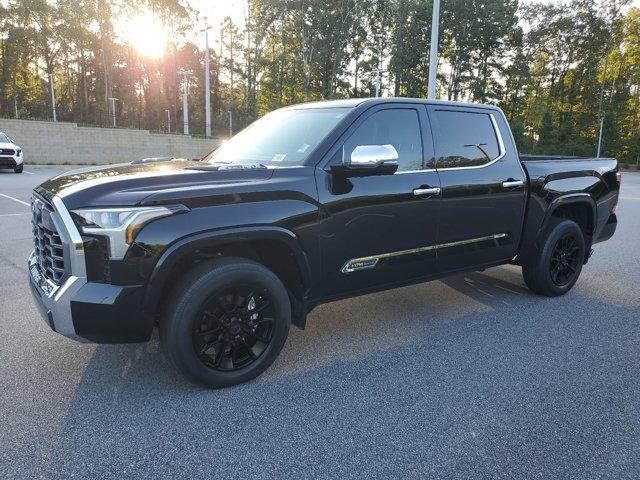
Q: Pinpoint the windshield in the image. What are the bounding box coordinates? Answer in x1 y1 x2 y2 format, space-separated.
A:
203 107 350 166
0 133 10 143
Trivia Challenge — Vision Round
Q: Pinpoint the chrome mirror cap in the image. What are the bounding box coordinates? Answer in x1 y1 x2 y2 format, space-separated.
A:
349 144 399 167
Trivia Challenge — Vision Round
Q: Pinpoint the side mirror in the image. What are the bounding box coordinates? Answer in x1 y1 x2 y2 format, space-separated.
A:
331 144 399 177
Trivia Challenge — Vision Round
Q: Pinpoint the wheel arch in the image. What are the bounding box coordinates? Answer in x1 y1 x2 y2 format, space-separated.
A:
143 226 313 329
538 193 596 255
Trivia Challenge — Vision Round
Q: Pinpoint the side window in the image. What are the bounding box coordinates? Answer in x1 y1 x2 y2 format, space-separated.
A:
342 109 424 172
434 110 501 169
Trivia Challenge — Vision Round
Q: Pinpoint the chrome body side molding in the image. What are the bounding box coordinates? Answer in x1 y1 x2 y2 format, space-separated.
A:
341 233 508 273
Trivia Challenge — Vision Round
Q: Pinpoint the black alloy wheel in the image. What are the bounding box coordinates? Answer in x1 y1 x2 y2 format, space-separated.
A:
193 286 275 371
522 218 585 297
161 257 291 388
549 233 582 287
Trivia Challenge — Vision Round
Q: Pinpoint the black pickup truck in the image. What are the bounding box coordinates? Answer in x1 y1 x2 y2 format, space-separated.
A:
29 98 620 387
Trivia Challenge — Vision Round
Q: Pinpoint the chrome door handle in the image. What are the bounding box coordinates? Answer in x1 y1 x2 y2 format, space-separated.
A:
502 180 524 188
413 187 441 196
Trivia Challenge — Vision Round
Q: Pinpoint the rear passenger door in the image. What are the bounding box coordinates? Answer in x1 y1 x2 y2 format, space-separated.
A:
428 106 527 272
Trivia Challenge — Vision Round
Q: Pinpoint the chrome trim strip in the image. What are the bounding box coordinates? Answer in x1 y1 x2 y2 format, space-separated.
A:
52 196 86 277
436 113 507 172
394 168 437 174
341 233 508 273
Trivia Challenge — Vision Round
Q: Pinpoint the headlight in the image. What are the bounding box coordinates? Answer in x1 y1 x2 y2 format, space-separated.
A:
72 205 188 259
16 149 22 156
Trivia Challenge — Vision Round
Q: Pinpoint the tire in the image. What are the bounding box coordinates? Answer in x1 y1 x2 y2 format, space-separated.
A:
522 218 586 297
161 257 291 388
14 165 23 173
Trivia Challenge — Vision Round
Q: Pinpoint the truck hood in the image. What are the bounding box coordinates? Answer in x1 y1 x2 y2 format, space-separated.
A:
36 159 277 210
0 141 18 149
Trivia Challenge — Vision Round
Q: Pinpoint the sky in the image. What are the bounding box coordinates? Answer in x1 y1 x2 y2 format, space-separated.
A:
187 0 640 47
189 0 247 48
116 0 640 59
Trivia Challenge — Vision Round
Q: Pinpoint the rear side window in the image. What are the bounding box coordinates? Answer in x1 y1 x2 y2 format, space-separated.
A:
342 109 424 172
434 110 501 169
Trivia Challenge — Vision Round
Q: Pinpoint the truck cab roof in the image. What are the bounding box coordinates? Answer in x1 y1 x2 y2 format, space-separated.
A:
284 97 503 112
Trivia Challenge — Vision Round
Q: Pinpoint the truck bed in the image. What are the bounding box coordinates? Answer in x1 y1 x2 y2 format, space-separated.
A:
520 155 618 182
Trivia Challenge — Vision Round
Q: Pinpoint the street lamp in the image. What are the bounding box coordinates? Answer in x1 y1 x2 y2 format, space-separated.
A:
178 69 192 135
427 0 441 100
108 97 119 127
371 68 385 98
201 25 213 137
49 73 57 122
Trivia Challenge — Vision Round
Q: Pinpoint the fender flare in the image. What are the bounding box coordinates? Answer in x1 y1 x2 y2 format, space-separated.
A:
536 193 597 246
141 225 312 319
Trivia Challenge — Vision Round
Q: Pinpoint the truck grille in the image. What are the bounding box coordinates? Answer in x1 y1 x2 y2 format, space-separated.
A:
32 197 66 285
0 148 15 155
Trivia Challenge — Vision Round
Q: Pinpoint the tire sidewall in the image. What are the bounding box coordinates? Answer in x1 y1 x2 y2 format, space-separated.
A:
538 220 585 295
165 261 291 387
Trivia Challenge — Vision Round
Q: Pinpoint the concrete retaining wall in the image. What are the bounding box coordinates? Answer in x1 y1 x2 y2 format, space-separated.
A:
0 118 221 164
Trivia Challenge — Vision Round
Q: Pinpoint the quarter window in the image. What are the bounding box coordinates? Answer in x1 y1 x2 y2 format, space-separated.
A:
341 109 424 172
434 110 501 169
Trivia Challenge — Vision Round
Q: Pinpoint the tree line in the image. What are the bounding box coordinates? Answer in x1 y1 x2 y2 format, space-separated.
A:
1 0 639 163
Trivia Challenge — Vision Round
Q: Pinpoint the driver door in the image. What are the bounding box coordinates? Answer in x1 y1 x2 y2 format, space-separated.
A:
316 104 441 298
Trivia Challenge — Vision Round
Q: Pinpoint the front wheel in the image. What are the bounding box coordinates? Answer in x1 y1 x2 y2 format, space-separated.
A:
14 165 23 173
161 257 291 388
522 218 586 297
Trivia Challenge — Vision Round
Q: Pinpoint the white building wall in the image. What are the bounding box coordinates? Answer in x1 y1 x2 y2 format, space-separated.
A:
0 119 221 164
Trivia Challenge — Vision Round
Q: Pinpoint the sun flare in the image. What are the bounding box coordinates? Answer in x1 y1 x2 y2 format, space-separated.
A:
122 13 167 59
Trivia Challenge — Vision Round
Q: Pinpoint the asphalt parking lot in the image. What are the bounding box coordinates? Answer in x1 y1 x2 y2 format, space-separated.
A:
1 166 639 479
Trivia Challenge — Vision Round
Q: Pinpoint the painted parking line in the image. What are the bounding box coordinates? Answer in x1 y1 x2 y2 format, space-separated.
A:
0 192 30 207
22 170 34 175
0 213 29 217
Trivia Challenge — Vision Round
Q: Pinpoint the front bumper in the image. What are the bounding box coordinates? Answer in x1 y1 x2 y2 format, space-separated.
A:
0 155 22 168
28 195 150 344
29 252 89 342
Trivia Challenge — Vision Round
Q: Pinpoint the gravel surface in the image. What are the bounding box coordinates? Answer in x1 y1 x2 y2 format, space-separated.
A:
1 166 639 479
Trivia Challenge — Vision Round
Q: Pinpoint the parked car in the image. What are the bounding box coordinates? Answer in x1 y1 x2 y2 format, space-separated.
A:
0 132 23 173
28 98 620 387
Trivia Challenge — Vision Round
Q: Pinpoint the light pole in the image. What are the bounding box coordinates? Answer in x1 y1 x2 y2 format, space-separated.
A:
165 109 171 133
427 0 441 100
372 68 381 97
228 111 233 137
596 117 604 158
178 69 191 135
108 97 118 127
49 73 57 122
202 26 213 137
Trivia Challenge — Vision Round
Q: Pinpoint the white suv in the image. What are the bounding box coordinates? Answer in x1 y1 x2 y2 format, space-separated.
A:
0 132 23 173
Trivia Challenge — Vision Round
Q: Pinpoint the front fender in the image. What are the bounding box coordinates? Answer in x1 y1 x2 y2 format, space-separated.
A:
139 225 312 321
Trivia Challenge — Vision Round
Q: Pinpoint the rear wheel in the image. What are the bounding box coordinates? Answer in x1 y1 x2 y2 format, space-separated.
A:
161 257 291 388
522 218 585 297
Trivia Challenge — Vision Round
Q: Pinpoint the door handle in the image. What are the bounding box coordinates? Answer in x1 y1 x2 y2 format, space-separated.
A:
413 187 441 196
502 180 524 188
